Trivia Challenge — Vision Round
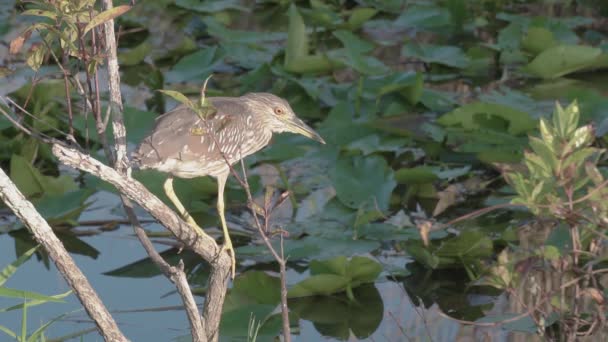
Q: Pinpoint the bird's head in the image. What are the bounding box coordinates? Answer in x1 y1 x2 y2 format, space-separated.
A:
243 93 325 144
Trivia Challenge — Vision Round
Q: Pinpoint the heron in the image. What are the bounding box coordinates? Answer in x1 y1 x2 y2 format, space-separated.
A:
133 92 325 277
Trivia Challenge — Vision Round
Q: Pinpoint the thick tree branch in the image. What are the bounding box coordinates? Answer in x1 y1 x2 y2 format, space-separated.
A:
52 143 230 340
0 168 127 342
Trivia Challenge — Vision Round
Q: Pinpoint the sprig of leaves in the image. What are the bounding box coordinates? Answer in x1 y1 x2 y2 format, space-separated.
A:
506 101 606 220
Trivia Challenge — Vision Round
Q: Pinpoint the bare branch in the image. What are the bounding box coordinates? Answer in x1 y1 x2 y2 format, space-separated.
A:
52 143 230 340
0 169 127 342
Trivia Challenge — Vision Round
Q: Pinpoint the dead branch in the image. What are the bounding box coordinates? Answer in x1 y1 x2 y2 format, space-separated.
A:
0 168 127 342
52 143 231 341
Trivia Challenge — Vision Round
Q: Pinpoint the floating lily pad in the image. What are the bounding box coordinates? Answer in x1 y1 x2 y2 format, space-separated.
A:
526 45 603 79
289 256 382 298
402 43 470 69
289 284 383 339
437 102 536 135
330 155 396 211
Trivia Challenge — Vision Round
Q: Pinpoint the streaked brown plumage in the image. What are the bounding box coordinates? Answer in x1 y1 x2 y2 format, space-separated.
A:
133 92 325 277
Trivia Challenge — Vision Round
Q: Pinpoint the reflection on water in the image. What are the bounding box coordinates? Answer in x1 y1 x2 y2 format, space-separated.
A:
4 190 596 341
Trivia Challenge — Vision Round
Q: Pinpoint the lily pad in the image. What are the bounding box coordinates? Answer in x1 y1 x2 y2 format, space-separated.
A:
289 256 381 298
402 43 470 69
329 155 396 211
526 45 603 79
289 284 383 339
437 102 536 135
10 155 77 199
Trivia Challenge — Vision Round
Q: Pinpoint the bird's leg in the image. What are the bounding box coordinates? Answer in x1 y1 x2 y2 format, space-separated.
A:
163 177 208 238
216 172 236 278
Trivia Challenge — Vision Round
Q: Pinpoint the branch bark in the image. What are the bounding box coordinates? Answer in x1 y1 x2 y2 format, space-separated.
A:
52 143 231 341
0 168 127 342
97 2 218 341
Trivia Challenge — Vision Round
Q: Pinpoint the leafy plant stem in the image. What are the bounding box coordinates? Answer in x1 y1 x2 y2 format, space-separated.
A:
20 297 26 342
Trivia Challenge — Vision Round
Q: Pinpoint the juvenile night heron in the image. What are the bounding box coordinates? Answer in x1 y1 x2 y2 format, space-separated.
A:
133 93 325 276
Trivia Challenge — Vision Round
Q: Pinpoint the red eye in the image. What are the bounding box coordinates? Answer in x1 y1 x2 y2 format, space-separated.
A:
274 107 285 115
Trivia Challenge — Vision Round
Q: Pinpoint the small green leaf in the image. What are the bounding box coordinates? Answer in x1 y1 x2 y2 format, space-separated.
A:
22 9 58 20
563 125 594 155
26 44 46 71
0 246 38 287
157 89 194 109
347 8 378 30
0 287 66 302
528 136 557 172
540 246 561 260
83 5 131 34
394 166 439 185
539 118 554 148
285 4 308 66
521 27 557 55
563 100 581 137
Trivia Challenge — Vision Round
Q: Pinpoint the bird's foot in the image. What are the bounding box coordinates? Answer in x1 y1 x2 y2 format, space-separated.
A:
220 242 236 279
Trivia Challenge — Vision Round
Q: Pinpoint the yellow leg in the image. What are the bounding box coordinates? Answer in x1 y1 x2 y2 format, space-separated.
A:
163 177 207 238
216 172 236 278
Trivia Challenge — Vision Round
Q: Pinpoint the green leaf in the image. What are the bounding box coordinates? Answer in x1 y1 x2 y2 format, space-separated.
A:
394 5 450 30
237 237 380 263
376 72 423 104
26 44 46 71
347 8 378 30
22 9 58 20
539 118 555 148
290 284 383 339
528 136 557 172
1 290 72 313
310 256 348 276
521 27 557 55
0 246 38 287
436 230 493 260
35 189 94 224
402 43 470 69
329 155 396 211
285 4 308 66
10 155 77 198
437 102 536 135
123 107 159 145
346 256 382 285
395 166 439 185
174 0 246 12
220 304 277 337
0 287 66 302
118 40 152 66
526 45 602 79
333 30 389 75
83 5 131 34
232 271 281 305
157 89 194 109
164 47 218 83
563 125 594 156
562 100 581 137
288 274 351 298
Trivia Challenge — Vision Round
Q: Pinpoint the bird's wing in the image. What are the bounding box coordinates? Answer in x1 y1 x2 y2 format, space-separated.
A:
134 98 248 167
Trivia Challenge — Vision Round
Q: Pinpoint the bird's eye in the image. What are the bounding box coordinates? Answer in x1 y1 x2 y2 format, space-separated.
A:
274 107 285 115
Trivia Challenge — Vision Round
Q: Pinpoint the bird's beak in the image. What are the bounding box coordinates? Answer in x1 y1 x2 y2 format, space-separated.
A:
286 117 326 144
